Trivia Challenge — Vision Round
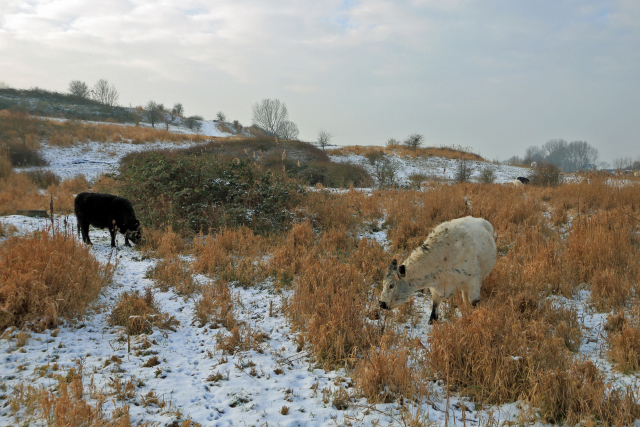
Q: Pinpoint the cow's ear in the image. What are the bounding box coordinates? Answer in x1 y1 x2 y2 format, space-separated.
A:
399 265 406 277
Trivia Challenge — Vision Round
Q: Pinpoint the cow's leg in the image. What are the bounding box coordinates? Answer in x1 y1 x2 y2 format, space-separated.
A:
80 221 92 245
429 291 441 325
109 227 117 248
124 235 131 247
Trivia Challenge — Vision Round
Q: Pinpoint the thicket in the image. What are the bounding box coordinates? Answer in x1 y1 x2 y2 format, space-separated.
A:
116 151 306 234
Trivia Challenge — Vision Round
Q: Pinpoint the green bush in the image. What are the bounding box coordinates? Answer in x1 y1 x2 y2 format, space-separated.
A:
275 160 373 188
116 151 306 234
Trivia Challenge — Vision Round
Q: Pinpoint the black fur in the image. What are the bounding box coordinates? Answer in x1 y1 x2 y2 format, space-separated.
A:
74 192 141 248
516 176 530 184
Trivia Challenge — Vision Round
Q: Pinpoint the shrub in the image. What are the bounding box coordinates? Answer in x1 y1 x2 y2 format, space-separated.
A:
478 165 496 183
116 151 306 234
531 163 562 187
454 157 473 183
24 169 61 189
0 229 114 330
6 142 48 167
146 256 197 296
285 161 374 188
407 173 429 189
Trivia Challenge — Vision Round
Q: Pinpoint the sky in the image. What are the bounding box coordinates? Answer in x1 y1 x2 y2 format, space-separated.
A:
1 0 639 163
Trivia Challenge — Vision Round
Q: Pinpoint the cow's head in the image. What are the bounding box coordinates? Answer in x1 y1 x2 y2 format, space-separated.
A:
125 220 142 244
379 259 411 310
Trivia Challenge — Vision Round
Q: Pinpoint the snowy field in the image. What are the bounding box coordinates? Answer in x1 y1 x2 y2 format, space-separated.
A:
1 140 639 426
329 152 532 186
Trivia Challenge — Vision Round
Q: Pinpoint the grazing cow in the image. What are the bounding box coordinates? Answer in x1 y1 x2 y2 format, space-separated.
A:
74 192 141 248
516 176 530 184
379 216 497 324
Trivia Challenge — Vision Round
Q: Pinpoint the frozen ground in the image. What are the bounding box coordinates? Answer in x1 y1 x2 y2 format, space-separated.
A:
20 139 209 181
1 139 639 426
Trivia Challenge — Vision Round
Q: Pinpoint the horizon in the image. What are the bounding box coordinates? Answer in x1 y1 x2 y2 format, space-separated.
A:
2 1 639 164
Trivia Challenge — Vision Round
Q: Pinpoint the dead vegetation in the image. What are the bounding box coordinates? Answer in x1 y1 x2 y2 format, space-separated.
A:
0 227 114 330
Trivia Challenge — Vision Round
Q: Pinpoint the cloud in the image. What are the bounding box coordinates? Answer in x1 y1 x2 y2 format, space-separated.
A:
1 0 639 161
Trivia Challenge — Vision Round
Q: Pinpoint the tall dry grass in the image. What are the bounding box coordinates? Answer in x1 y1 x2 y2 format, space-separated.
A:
0 228 114 330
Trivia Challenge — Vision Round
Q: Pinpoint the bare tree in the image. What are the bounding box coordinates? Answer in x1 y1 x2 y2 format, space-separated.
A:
169 103 184 122
216 111 227 122
232 120 243 133
455 157 474 183
252 99 294 138
91 79 119 106
68 80 91 98
277 121 299 140
613 156 633 170
145 101 164 128
371 155 401 188
386 138 400 147
404 134 424 150
317 129 334 151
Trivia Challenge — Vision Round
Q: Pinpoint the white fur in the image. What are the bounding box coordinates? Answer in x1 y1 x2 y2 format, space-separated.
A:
513 179 524 187
379 216 497 316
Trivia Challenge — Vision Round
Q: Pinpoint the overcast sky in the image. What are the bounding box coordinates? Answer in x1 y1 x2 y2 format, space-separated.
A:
1 0 639 163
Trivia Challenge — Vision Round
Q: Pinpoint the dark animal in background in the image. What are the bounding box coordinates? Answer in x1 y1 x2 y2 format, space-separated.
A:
516 176 530 184
74 192 141 248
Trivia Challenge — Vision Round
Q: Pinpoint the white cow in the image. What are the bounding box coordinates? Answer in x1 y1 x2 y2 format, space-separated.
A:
378 216 497 324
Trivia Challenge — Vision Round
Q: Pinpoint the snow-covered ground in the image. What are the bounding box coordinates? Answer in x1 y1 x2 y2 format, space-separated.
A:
329 152 532 185
22 140 208 181
1 139 638 426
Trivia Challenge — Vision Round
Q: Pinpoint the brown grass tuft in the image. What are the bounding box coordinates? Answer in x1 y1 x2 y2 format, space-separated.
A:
108 288 179 335
0 228 113 330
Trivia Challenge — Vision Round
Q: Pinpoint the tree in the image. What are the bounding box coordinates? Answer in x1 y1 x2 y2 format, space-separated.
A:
145 101 164 128
216 111 226 122
454 157 474 183
404 134 424 150
317 129 334 151
68 80 91 98
91 79 119 106
184 115 203 133
170 103 184 121
277 121 299 140
613 156 633 170
251 98 297 139
386 138 400 147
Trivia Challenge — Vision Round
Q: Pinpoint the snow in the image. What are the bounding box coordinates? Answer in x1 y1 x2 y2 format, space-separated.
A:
1 138 639 426
328 152 532 186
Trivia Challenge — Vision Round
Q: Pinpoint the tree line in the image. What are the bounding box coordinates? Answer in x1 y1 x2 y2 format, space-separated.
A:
508 139 600 172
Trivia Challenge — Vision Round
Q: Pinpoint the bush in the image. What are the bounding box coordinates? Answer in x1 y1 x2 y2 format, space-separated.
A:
283 161 374 188
24 169 60 189
6 143 48 167
531 163 562 187
454 158 473 183
116 151 306 234
0 229 114 330
478 165 496 183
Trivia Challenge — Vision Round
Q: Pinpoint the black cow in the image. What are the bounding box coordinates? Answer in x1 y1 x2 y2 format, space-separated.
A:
74 192 141 248
516 176 530 184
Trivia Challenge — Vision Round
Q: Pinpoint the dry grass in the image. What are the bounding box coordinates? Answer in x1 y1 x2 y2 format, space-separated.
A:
8 360 141 427
192 227 267 287
607 307 640 374
0 173 91 215
328 144 484 161
146 256 197 296
108 288 179 335
0 228 114 330
193 281 238 329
